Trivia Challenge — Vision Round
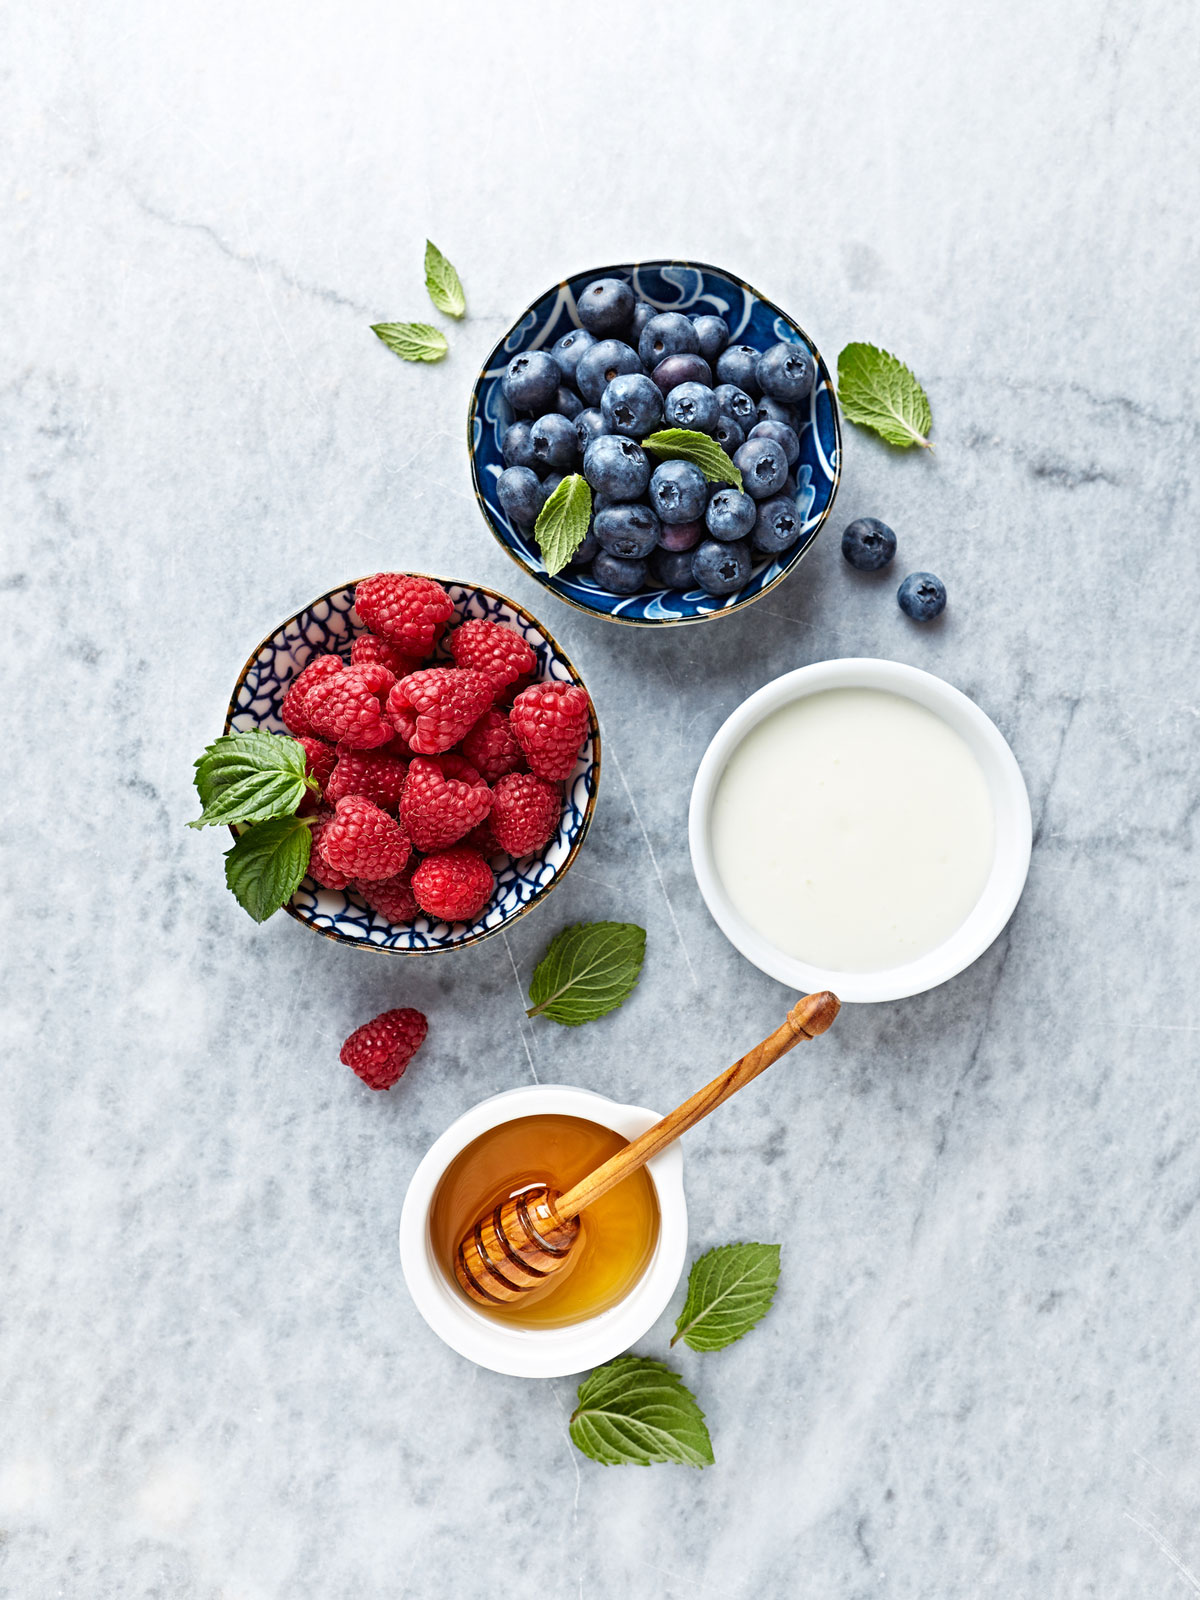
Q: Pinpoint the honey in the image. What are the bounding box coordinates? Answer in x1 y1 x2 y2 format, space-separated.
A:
429 1114 660 1328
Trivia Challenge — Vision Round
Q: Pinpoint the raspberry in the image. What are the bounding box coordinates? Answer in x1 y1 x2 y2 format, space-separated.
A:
463 819 503 857
320 795 411 881
412 847 495 924
325 749 408 813
308 810 356 890
354 574 454 657
489 772 561 856
340 1006 428 1091
297 735 338 795
448 618 537 693
280 654 343 737
355 866 419 924
386 667 494 755
509 681 591 781
400 755 493 852
305 665 395 750
460 708 526 783
350 632 424 679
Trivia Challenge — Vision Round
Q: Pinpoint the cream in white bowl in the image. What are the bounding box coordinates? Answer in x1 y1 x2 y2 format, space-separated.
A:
398 1086 687 1379
690 660 1031 1003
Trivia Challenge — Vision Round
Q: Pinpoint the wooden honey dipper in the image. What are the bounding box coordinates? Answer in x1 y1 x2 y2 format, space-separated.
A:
454 990 840 1307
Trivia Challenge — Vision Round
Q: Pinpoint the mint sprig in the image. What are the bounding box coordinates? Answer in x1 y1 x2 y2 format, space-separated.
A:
224 816 314 924
641 428 743 491
371 322 449 363
671 1243 781 1351
190 732 316 828
837 342 933 450
570 1357 713 1468
526 921 645 1026
532 473 592 576
423 241 466 319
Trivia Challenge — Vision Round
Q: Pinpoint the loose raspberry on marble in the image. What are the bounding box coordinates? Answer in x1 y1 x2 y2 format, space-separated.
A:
280 654 344 738
400 755 492 852
508 681 591 781
448 618 537 694
340 1006 428 1091
319 795 411 881
488 771 561 856
354 574 454 657
386 667 494 755
324 749 408 813
305 665 395 749
411 847 495 923
460 708 526 784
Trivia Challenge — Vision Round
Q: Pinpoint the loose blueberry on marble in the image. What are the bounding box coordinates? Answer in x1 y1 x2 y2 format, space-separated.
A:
692 537 753 595
529 412 578 469
592 551 648 593
638 311 700 370
575 408 607 451
756 339 815 403
576 339 642 406
754 395 798 428
751 495 802 554
502 420 539 470
496 465 543 526
664 381 720 433
652 547 698 588
691 314 730 362
841 517 897 571
713 414 746 452
582 434 652 500
650 353 713 395
594 503 660 559
657 519 703 552
749 418 800 466
714 383 757 433
715 343 761 395
898 571 947 621
576 277 635 335
734 436 789 499
705 487 757 541
503 349 561 413
600 373 664 438
551 327 597 384
648 459 709 524
552 386 584 421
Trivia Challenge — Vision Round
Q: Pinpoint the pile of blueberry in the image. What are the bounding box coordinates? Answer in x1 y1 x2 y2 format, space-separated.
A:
493 276 818 598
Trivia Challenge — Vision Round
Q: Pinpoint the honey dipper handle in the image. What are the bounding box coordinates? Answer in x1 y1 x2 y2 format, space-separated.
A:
554 991 840 1219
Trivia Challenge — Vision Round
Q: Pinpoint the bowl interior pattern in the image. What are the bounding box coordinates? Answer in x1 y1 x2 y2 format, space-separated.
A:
469 259 841 625
225 580 599 953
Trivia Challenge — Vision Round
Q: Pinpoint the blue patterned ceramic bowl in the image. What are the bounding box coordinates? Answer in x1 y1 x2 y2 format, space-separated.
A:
468 260 842 626
224 578 600 954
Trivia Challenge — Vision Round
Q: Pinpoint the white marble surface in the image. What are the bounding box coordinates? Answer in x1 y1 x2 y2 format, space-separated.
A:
3 2 1199 1595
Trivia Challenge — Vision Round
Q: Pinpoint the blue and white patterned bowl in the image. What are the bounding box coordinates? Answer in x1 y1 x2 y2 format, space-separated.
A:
468 259 842 627
223 578 600 954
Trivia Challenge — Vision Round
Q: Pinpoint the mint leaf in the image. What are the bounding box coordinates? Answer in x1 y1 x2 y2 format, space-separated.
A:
570 1357 713 1468
223 816 313 923
532 473 592 576
424 240 466 319
837 342 933 450
371 322 448 363
671 1243 781 1352
641 429 743 491
191 732 314 827
526 921 645 1026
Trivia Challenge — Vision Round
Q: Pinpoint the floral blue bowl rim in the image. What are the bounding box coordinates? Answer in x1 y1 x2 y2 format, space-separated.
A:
223 576 600 955
468 258 842 627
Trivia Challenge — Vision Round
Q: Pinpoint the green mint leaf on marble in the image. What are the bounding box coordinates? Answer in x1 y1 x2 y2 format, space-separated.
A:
570 1357 713 1468
533 472 593 577
836 342 933 450
371 321 449 363
190 732 315 827
526 921 645 1026
223 815 313 923
671 1243 782 1352
423 240 466 319
641 428 743 490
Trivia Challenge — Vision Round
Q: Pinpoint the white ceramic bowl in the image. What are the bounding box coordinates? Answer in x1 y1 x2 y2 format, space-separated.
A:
398 1085 687 1379
688 658 1032 1004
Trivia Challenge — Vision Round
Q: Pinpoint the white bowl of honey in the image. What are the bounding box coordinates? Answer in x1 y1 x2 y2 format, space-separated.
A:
399 1085 688 1378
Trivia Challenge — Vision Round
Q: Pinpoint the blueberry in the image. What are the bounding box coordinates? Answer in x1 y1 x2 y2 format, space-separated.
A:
496 465 543 526
550 327 597 384
752 495 802 554
575 408 608 452
594 503 661 559
664 382 720 433
714 383 757 433
713 414 746 452
733 437 788 499
748 418 800 466
537 472 565 505
692 538 752 596
715 344 761 395
577 277 635 335
756 339 815 403
551 386 584 421
501 420 538 470
528 412 578 471
691 314 730 362
576 339 642 406
582 434 651 500
651 547 697 588
591 551 648 594
630 300 657 340
503 350 561 414
648 459 709 524
657 519 703 552
898 571 947 621
755 394 799 428
601 373 664 438
650 353 713 395
841 517 897 572
638 312 700 370
705 487 757 541
567 532 601 568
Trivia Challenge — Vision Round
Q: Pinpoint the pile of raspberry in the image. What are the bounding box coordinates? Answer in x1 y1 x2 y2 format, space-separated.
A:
281 573 592 926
